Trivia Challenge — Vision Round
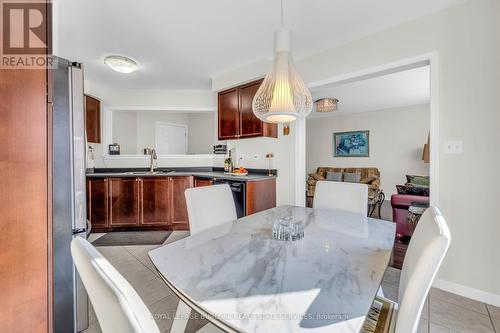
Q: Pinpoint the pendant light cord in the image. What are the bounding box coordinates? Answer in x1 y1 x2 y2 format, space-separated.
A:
280 0 284 27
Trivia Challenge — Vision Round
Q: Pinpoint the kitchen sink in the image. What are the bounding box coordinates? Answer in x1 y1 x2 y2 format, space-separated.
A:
124 171 172 175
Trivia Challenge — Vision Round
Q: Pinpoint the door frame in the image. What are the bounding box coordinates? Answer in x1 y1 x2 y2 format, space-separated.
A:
295 52 439 207
154 121 188 155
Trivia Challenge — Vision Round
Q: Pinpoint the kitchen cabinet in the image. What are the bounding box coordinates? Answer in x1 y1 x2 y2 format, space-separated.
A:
246 178 277 215
218 79 277 140
85 95 101 143
109 178 140 227
87 178 109 228
140 177 170 226
195 177 213 187
169 176 194 229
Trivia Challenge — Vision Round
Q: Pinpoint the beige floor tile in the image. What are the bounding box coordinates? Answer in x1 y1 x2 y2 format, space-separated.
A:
124 245 159 273
430 297 494 333
430 288 488 315
82 303 101 333
132 276 173 306
95 245 128 261
487 303 500 320
418 318 429 333
421 297 429 319
164 231 190 245
87 232 106 243
119 259 158 286
492 318 500 332
429 321 451 333
148 294 182 333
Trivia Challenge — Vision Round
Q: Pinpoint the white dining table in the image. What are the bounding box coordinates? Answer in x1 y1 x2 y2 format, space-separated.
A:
149 205 396 333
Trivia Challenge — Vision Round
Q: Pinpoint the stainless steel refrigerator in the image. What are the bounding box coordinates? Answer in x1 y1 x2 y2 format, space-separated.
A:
51 57 89 332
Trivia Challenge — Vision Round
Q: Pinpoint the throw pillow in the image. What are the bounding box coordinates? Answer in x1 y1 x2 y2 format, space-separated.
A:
396 183 430 196
326 171 343 182
406 175 430 186
344 172 361 183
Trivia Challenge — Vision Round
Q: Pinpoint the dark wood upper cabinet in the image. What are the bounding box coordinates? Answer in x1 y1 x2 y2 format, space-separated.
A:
140 177 170 226
87 178 109 228
218 88 239 140
109 178 140 226
85 95 101 143
218 79 277 140
169 176 194 229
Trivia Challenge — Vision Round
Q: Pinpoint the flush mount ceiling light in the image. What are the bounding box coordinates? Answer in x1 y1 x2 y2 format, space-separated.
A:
104 55 138 73
252 0 312 123
315 98 339 113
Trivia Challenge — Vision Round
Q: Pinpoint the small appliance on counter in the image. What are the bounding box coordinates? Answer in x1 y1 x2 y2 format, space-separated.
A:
213 144 227 154
108 143 121 155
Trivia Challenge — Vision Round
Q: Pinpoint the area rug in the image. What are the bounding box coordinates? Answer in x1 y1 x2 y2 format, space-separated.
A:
91 231 172 246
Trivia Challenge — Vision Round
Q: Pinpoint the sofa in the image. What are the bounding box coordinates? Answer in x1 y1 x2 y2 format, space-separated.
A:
306 167 381 207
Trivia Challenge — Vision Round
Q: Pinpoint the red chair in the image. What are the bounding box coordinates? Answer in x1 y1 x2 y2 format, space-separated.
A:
391 194 430 238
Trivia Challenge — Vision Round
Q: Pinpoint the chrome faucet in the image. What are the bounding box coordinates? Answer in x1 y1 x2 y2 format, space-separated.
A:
149 149 157 172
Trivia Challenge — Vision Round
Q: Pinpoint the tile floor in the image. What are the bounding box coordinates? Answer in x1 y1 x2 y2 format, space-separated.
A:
84 232 500 333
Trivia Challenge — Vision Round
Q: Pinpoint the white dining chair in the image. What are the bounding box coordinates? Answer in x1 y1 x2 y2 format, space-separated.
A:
185 183 237 236
71 237 160 333
168 184 237 333
313 180 369 215
362 206 451 333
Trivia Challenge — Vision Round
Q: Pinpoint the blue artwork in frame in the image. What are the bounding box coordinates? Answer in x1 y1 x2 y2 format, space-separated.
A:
333 130 370 157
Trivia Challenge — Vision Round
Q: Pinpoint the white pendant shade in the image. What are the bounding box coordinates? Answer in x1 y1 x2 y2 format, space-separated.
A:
252 28 312 123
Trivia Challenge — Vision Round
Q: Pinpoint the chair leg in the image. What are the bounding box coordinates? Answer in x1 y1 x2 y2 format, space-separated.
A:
170 300 192 333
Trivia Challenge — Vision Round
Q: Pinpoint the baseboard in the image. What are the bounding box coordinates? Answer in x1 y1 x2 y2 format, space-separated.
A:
433 278 500 307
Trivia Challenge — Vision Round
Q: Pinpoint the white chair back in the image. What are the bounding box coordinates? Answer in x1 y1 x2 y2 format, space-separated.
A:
395 206 451 333
71 237 160 333
185 184 237 235
313 181 368 215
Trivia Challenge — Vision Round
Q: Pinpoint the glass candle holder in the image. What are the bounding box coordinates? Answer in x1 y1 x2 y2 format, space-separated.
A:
272 217 304 241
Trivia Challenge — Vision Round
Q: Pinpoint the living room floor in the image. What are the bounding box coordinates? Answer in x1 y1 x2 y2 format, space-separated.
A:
85 231 500 333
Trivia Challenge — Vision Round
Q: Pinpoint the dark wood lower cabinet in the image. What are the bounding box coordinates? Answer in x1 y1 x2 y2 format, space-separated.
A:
87 178 109 229
195 177 213 187
87 175 275 232
246 178 277 215
169 176 194 230
109 178 140 227
140 177 170 226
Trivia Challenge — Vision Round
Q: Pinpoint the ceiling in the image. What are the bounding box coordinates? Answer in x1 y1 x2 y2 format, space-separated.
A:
308 66 430 117
58 0 463 89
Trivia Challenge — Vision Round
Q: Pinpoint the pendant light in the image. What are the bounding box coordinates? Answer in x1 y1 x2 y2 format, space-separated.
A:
252 0 312 123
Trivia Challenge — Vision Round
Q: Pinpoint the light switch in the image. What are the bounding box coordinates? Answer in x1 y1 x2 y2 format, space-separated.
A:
444 140 463 154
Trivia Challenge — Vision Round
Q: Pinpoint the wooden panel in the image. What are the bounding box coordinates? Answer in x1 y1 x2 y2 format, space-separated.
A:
169 176 194 229
195 178 213 187
217 88 239 140
239 80 263 138
246 178 276 215
85 95 101 143
87 178 108 228
140 177 170 226
109 178 139 226
0 68 49 332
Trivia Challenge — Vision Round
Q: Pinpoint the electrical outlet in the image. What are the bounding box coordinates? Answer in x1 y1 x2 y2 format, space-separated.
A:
444 140 463 154
253 154 260 160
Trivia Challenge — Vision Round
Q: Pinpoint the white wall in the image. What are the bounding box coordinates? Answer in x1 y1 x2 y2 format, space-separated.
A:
112 111 137 154
188 113 216 154
212 0 500 303
135 112 189 153
307 104 430 196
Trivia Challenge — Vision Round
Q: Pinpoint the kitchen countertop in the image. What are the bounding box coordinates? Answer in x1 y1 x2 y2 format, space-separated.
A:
86 170 276 181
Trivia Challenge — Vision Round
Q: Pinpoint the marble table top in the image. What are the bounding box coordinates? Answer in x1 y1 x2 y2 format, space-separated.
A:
149 206 396 333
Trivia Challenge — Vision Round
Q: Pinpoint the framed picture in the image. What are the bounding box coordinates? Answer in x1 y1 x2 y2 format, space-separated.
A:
333 130 370 157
